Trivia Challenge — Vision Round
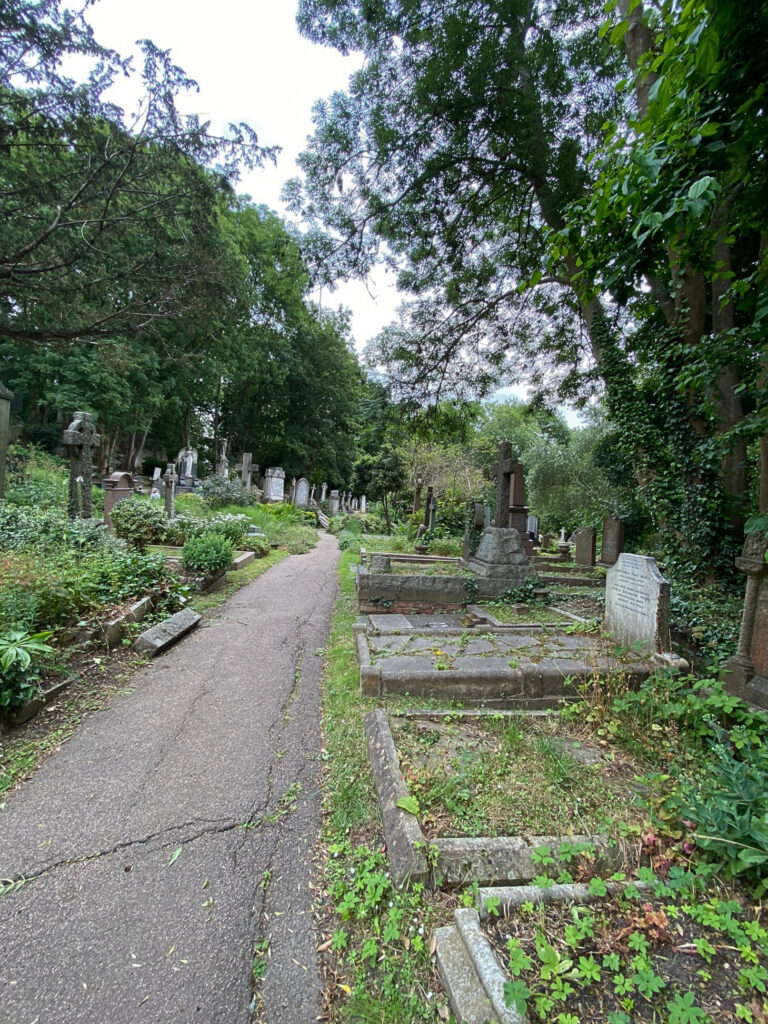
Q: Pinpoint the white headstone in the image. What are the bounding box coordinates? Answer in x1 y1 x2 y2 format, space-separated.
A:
360 494 366 513
295 477 310 508
264 467 285 502
329 489 340 515
605 554 671 654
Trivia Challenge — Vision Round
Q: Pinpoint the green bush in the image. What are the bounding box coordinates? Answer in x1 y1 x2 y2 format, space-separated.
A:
199 476 259 509
0 545 181 633
111 497 169 551
181 533 235 574
164 511 249 547
427 536 462 557
0 629 54 711
249 536 271 558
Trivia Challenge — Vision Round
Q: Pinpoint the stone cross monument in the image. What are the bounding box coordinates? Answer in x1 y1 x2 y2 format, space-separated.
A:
63 412 100 520
163 462 179 519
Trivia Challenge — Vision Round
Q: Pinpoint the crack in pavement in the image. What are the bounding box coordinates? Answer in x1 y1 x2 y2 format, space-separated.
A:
2 761 315 891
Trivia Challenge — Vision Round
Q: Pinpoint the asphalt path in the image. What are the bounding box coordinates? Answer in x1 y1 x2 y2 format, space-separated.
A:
0 531 340 1024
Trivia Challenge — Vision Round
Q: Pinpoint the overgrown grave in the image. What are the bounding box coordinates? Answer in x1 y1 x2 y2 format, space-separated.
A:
365 705 643 890
354 612 659 705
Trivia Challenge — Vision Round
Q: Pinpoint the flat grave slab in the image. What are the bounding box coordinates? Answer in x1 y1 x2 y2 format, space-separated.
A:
355 616 659 707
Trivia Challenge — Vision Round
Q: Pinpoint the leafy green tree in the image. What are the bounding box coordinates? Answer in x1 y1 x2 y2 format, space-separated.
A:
351 443 407 532
1 0 271 346
293 0 765 576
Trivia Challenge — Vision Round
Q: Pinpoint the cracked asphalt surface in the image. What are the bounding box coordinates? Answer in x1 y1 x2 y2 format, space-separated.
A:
0 532 340 1024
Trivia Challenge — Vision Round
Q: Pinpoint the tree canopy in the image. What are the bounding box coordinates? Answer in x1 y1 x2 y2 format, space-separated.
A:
291 0 768 576
1 1 362 482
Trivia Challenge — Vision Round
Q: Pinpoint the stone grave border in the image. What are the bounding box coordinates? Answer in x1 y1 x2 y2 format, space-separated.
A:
355 616 655 707
7 595 157 725
436 878 651 1024
151 544 256 573
364 708 626 890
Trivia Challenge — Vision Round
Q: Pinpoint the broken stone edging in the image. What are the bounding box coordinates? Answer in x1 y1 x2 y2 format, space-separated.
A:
475 879 652 919
436 880 653 1023
436 908 525 1024
364 708 625 890
6 675 80 727
6 600 204 729
7 593 157 726
134 606 202 657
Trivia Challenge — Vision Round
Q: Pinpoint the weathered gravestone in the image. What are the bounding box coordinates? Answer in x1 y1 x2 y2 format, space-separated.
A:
574 527 597 567
63 412 100 520
321 482 328 502
240 452 252 490
423 485 434 526
463 499 487 561
605 554 671 655
163 462 178 519
216 439 229 479
360 494 367 513
263 467 285 503
413 475 423 513
526 514 540 544
0 381 11 499
722 532 768 710
492 443 534 555
600 516 625 565
329 489 340 515
295 477 310 508
103 472 134 528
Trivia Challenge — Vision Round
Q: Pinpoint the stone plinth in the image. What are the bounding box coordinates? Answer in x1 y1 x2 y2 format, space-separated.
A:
605 554 670 654
466 528 532 582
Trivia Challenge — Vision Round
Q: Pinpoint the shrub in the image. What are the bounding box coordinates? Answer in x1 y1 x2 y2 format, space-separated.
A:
249 537 271 558
428 537 462 557
0 505 69 550
111 497 169 551
181 533 234 574
206 514 249 545
199 476 258 509
0 629 54 710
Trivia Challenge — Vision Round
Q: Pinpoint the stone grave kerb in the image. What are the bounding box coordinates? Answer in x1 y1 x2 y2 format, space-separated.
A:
63 411 100 520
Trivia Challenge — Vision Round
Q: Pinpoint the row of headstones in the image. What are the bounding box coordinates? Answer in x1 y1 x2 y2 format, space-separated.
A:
539 517 625 568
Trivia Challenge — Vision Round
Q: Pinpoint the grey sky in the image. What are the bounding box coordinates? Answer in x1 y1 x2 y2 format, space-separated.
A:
86 0 401 350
